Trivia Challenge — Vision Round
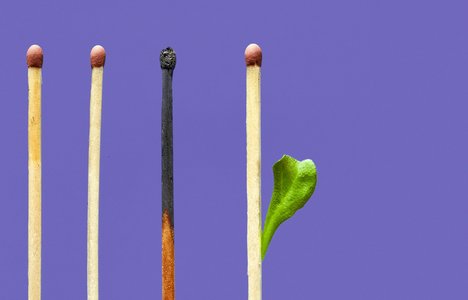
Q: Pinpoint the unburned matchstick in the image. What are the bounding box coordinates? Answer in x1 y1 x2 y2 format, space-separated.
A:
245 43 262 300
87 45 106 300
160 47 176 300
27 44 43 300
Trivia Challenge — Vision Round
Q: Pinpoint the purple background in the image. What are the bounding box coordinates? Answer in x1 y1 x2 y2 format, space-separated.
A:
1 0 467 299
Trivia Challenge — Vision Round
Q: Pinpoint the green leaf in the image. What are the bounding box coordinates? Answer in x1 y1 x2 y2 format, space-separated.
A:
262 155 317 260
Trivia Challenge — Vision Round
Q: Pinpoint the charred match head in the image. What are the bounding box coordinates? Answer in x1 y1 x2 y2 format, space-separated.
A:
90 45 106 68
27 45 43 68
245 43 262 67
160 47 176 70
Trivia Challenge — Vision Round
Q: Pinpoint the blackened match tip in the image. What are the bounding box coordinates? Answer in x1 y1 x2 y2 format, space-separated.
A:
90 45 106 68
26 45 43 68
160 47 176 70
245 43 262 67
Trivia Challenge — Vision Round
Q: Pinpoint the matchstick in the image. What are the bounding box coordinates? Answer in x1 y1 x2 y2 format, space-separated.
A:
245 43 262 300
27 44 43 300
160 47 176 300
87 45 106 300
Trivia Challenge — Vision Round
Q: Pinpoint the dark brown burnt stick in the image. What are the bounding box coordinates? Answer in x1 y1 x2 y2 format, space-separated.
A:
160 47 176 300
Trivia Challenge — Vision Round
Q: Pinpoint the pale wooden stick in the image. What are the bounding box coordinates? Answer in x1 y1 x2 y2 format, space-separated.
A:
245 43 263 300
27 44 43 300
160 47 177 300
87 45 106 300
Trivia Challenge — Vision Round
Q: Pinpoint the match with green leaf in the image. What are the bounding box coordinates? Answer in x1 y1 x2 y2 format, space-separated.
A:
245 43 318 300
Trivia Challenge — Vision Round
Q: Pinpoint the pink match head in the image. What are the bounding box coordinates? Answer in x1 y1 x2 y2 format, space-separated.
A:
245 43 262 67
90 45 106 68
26 45 43 68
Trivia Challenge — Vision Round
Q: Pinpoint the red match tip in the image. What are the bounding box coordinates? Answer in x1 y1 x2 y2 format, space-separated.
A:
245 43 262 67
26 45 43 68
90 45 106 68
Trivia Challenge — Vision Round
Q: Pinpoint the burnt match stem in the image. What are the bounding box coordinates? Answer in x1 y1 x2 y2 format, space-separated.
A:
161 47 176 300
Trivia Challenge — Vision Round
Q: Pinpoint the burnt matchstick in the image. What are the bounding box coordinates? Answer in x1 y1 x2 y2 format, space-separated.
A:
245 43 262 300
87 45 106 300
160 47 176 300
27 44 43 300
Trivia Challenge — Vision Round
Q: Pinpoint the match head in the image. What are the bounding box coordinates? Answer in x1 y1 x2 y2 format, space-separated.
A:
245 43 262 67
160 47 176 70
90 45 106 68
26 45 43 68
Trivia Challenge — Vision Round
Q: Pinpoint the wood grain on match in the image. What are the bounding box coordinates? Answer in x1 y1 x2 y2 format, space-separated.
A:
88 45 105 300
246 43 262 300
27 44 43 300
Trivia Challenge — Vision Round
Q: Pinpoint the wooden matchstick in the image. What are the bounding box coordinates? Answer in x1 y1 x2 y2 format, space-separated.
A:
160 47 176 300
87 45 106 300
245 43 262 300
27 44 43 300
